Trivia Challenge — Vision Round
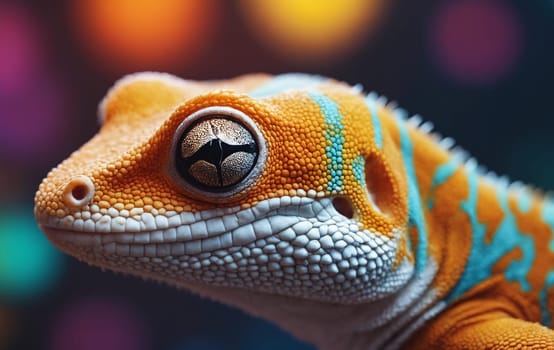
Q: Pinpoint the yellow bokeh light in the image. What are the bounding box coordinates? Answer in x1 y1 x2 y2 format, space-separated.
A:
240 0 385 63
71 0 220 72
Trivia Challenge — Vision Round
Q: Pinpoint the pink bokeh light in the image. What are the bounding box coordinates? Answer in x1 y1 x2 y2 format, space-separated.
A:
430 0 522 85
0 76 69 162
50 298 149 350
0 5 44 93
0 5 69 164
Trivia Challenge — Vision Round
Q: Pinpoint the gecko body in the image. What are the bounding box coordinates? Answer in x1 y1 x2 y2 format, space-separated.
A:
35 73 554 349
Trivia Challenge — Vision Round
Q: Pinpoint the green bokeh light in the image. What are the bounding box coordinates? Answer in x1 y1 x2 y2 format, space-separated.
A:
0 207 64 302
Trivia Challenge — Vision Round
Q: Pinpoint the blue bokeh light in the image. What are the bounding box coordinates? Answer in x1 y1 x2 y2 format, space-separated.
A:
0 207 64 302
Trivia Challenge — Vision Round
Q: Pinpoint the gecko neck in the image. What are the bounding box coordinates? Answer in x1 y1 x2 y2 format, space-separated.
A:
382 110 551 319
192 110 550 348
180 258 440 350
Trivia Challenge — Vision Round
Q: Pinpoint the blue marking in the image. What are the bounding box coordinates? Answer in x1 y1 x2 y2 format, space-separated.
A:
249 74 326 98
448 171 536 301
365 96 383 149
427 155 462 209
497 187 535 291
309 92 345 192
447 170 487 301
541 200 554 252
352 155 366 187
516 189 533 213
539 201 554 326
540 271 554 327
395 117 428 274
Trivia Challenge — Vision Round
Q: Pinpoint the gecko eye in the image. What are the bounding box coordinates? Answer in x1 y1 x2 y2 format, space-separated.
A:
177 118 257 188
171 106 267 198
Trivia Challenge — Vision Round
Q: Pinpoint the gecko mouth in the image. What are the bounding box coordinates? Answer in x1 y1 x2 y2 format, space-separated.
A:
39 195 406 303
40 196 366 258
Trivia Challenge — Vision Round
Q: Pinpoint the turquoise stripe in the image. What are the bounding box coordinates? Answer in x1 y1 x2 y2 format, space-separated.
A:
448 172 536 301
309 92 345 192
427 155 462 209
352 155 366 188
395 116 428 274
540 271 554 327
365 96 383 149
249 74 326 98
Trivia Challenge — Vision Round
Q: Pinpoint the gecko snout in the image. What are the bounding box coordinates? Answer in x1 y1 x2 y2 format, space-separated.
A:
62 175 95 209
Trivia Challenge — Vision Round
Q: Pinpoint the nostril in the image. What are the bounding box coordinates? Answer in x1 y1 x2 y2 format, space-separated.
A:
62 175 95 208
332 197 354 219
71 184 88 201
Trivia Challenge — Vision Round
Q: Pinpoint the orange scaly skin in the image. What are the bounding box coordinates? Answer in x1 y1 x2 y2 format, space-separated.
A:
35 73 554 349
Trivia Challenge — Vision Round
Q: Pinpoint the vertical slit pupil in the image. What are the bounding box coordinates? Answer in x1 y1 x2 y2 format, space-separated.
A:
176 117 259 190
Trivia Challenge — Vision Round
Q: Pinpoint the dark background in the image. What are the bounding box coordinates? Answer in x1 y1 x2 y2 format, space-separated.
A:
0 1 552 349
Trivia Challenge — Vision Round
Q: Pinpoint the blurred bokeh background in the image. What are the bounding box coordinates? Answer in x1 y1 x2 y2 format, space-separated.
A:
0 0 552 349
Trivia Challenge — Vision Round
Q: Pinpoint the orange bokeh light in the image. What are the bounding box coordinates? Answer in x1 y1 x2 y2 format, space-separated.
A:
71 0 220 72
240 0 386 64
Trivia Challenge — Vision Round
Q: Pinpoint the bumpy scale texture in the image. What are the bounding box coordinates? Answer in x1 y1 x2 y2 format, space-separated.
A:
35 73 554 350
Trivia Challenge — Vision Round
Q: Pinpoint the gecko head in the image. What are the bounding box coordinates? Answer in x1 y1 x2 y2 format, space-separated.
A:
34 73 413 308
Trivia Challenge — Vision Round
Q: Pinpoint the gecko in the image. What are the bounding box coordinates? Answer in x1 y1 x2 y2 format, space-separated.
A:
34 72 554 349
